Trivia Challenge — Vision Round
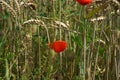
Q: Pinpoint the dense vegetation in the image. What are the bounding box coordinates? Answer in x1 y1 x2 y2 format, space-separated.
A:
0 0 120 80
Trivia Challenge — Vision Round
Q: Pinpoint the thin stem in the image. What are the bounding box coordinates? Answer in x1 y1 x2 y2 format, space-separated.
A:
83 6 87 80
59 0 62 72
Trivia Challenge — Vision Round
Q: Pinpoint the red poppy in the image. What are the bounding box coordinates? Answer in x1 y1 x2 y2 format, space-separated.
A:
48 40 67 53
76 0 92 5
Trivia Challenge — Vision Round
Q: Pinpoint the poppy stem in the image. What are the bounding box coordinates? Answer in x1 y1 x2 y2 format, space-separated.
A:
83 6 87 80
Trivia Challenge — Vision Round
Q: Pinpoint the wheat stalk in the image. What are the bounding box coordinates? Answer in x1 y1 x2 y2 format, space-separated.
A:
23 19 44 25
23 19 50 43
0 0 17 18
14 0 20 15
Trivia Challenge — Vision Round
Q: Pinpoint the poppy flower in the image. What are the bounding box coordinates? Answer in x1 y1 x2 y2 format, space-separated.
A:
48 40 67 53
76 0 92 5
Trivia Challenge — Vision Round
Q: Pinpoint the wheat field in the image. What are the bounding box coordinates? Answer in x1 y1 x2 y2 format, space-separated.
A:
0 0 120 80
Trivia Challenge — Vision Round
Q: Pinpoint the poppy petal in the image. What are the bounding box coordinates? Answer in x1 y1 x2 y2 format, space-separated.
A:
48 41 67 53
76 0 92 5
